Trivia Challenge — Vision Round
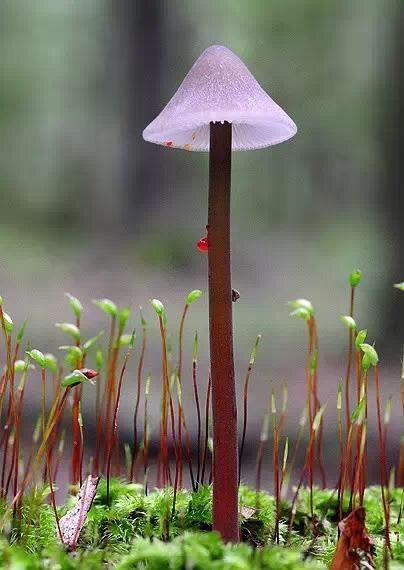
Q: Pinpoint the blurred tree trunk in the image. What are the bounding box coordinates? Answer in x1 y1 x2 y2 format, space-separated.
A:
108 0 165 235
379 3 404 353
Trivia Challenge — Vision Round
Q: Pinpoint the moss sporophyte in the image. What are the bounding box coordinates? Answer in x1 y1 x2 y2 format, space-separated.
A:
0 267 403 568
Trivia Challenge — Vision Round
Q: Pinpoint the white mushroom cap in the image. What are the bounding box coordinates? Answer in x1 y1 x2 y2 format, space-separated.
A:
143 45 297 152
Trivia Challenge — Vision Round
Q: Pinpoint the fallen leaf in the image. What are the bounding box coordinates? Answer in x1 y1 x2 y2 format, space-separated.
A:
57 475 100 549
331 507 374 569
240 505 257 519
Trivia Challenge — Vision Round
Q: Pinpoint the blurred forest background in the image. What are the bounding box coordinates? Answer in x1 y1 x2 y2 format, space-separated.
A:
0 1 402 482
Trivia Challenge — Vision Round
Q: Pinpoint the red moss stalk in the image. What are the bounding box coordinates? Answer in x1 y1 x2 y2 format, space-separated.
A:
344 287 355 430
131 310 147 481
192 332 202 486
143 374 151 495
239 335 261 485
374 366 392 558
106 335 135 503
201 375 212 485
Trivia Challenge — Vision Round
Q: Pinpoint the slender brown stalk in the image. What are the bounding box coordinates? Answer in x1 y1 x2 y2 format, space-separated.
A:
0 373 7 422
10 367 29 505
310 320 326 488
352 422 367 506
169 391 180 515
93 369 102 475
131 310 147 481
174 305 186 491
356 370 368 501
13 388 69 506
47 445 63 545
143 375 151 495
287 407 325 546
5 433 15 498
277 386 288 495
0 309 17 423
101 315 118 470
192 332 202 486
287 430 317 542
176 396 183 488
279 437 289 497
71 387 81 484
0 313 18 498
106 338 135 504
177 303 189 382
336 384 344 520
156 315 172 487
271 393 281 543
284 406 307 497
355 348 362 404
78 402 85 485
304 319 316 505
200 375 211 485
208 121 238 542
52 429 65 482
255 410 269 510
40 367 63 543
305 320 315 504
181 408 196 491
239 335 261 485
93 378 105 475
374 366 392 557
102 343 120 470
344 287 355 430
340 409 360 521
1 398 12 497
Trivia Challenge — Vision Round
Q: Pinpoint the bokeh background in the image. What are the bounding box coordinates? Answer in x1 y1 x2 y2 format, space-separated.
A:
1 0 402 485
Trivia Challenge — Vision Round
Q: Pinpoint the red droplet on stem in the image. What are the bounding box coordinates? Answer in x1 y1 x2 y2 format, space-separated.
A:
197 236 209 252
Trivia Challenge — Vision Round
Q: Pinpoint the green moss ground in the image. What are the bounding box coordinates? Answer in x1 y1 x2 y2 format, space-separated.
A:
0 480 402 569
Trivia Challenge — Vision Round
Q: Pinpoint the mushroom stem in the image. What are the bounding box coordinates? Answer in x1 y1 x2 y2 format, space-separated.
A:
208 121 239 542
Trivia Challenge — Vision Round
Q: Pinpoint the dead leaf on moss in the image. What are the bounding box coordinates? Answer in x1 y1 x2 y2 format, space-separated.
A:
331 507 375 570
57 475 100 549
240 505 257 519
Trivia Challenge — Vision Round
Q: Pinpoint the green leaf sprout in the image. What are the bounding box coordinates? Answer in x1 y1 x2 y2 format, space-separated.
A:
17 320 27 343
65 293 83 319
186 289 203 305
355 329 367 351
55 323 81 343
3 312 13 334
61 369 88 388
349 269 362 288
340 315 356 330
93 298 118 318
289 307 311 321
150 299 165 318
360 343 379 370
288 299 314 317
118 307 132 331
26 349 46 368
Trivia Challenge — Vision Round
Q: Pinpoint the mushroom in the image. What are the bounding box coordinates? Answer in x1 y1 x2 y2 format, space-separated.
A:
143 44 296 543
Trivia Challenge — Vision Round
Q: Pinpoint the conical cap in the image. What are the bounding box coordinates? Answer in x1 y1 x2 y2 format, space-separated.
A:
143 45 297 152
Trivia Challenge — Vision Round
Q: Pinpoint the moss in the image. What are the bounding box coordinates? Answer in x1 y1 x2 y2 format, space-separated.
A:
9 485 59 555
116 532 327 570
239 484 275 544
1 481 402 568
183 484 212 531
